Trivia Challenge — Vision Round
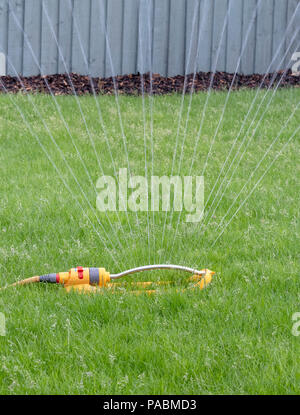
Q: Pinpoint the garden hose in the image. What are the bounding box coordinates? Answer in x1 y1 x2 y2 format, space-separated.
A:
2 265 215 294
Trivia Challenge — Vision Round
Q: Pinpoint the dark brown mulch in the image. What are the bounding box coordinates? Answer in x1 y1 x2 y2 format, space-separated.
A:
0 70 299 96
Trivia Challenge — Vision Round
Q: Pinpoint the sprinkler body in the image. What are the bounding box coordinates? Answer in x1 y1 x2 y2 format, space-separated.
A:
4 265 215 294
39 267 110 288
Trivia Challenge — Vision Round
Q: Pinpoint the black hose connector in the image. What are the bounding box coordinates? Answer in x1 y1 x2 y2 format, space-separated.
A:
39 273 57 283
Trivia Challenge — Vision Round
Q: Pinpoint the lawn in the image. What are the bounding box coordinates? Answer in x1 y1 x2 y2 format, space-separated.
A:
0 87 299 394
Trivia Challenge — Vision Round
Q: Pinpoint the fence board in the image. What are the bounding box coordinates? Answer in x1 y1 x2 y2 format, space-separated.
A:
106 0 123 77
197 0 214 72
122 0 138 75
152 0 170 76
240 0 257 74
23 0 42 76
0 0 8 75
41 0 59 75
168 0 186 76
7 0 24 75
254 0 273 73
72 0 91 75
185 0 199 74
90 0 107 77
58 0 73 74
226 0 242 73
137 0 151 74
211 0 228 72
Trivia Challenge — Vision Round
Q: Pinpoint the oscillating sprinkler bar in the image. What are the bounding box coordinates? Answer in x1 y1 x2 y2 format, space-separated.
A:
110 264 207 279
2 265 215 294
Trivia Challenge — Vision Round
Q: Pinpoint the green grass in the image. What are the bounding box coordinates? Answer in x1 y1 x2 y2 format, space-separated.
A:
0 88 299 394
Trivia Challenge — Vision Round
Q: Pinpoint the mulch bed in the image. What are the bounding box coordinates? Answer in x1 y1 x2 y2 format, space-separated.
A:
0 70 299 96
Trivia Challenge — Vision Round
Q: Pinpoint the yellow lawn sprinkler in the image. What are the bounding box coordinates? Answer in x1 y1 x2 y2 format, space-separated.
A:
2 265 215 294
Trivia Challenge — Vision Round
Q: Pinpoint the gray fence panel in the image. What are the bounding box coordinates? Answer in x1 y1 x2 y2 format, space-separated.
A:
58 0 73 74
168 0 186 76
106 0 123 77
226 0 242 73
122 0 139 75
185 0 199 74
241 0 257 75
71 0 91 74
7 0 24 75
41 0 59 75
89 0 106 77
0 0 8 75
23 0 41 76
271 0 287 73
137 0 151 74
254 0 273 74
197 0 213 73
1 0 300 77
152 0 169 76
211 0 228 72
